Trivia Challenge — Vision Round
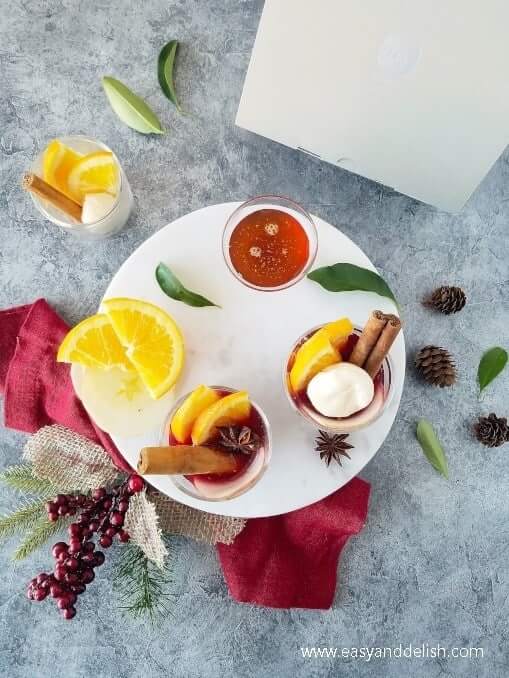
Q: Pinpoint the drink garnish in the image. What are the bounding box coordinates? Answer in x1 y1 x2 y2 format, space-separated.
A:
214 425 261 456
314 430 354 467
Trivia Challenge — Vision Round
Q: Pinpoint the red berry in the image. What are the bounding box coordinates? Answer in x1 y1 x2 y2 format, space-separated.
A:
33 587 48 602
61 606 76 620
81 568 95 584
65 573 79 586
128 474 144 494
55 494 67 506
93 552 105 567
68 523 81 537
99 535 112 548
65 558 79 572
57 595 72 609
46 501 57 513
82 541 95 553
110 512 124 527
118 500 129 513
36 573 49 584
57 505 68 516
80 553 95 566
48 511 59 522
68 538 81 555
89 520 99 532
50 584 64 598
105 527 117 538
54 565 66 582
92 488 107 500
102 498 113 511
26 587 34 600
118 530 130 543
52 541 68 557
77 512 91 526
71 584 86 594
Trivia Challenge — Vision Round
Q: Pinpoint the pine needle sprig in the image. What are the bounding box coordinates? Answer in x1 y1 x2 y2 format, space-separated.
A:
0 498 49 540
13 516 68 561
0 465 58 496
114 542 174 621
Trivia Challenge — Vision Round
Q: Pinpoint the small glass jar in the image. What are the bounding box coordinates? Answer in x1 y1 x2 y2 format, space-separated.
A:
283 325 395 433
161 386 272 501
222 195 318 291
29 135 133 239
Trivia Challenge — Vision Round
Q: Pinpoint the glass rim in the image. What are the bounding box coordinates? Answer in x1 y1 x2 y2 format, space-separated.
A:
282 323 395 432
29 135 124 231
160 385 272 502
222 194 318 292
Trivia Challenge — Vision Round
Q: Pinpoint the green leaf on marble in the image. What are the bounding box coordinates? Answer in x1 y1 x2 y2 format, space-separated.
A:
155 263 220 308
478 347 508 393
416 419 448 479
308 263 399 309
102 76 165 135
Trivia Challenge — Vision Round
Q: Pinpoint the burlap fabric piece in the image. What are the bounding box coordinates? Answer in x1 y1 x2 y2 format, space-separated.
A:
23 425 246 545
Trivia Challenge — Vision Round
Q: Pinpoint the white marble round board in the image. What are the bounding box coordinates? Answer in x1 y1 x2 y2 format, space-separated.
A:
83 202 405 518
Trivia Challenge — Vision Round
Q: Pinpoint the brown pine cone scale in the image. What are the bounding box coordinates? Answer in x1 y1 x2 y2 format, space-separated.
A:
415 345 456 387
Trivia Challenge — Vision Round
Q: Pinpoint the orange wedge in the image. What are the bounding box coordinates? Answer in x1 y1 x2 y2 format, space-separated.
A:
289 331 340 392
191 391 251 445
43 140 83 201
67 151 119 204
171 385 221 443
316 317 353 350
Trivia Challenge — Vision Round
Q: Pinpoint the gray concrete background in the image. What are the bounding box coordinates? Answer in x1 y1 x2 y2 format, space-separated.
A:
1 1 508 676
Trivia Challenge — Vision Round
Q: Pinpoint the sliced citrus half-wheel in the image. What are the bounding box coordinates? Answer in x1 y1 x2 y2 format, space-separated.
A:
101 298 185 399
43 139 84 201
289 331 340 392
57 314 134 371
171 385 221 443
191 391 251 445
67 151 119 204
316 317 353 350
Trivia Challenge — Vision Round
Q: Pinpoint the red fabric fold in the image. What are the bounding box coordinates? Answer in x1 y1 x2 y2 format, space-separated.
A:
0 299 370 609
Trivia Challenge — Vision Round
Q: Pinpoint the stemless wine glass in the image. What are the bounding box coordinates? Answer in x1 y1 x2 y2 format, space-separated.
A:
283 325 395 433
222 195 318 291
29 135 133 240
161 386 272 501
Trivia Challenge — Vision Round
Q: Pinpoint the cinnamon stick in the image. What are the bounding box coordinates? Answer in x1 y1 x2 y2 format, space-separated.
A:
364 315 402 378
137 445 237 476
22 172 82 222
349 310 387 367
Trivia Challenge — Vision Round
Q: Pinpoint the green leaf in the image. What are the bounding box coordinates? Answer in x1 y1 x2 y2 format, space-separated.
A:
0 499 48 540
155 263 220 308
102 76 165 135
158 40 183 112
13 517 65 561
0 465 58 496
416 419 448 479
478 347 508 393
307 263 399 308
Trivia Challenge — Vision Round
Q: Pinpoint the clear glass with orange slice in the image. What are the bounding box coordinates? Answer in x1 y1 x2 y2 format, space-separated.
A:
162 385 271 501
30 136 133 238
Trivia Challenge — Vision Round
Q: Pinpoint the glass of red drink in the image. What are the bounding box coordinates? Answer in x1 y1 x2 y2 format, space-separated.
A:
222 195 318 291
162 386 271 501
284 325 395 433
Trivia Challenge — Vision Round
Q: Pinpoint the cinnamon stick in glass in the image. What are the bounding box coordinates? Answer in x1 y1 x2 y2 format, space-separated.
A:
349 310 387 367
22 172 82 222
137 445 237 476
364 315 402 378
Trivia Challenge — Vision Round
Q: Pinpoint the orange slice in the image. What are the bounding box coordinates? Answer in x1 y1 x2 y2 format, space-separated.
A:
191 391 251 445
57 314 134 371
289 331 340 392
67 151 119 204
171 385 221 443
316 317 353 350
43 140 83 201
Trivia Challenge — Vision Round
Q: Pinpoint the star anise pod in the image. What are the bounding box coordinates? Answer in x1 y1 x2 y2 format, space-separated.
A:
315 430 354 467
215 425 262 456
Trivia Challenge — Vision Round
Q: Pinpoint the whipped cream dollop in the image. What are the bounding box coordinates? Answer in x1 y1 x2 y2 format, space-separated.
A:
307 362 374 418
81 192 117 224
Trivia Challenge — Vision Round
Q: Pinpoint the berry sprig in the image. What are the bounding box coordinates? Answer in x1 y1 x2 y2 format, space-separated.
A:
26 474 144 620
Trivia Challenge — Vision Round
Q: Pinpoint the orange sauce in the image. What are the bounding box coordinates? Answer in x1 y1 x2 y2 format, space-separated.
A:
228 208 309 288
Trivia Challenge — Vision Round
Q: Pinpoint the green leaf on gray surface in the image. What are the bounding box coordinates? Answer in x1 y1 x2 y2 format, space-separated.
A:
416 419 448 479
478 346 508 393
158 40 183 112
102 76 165 134
156 263 220 308
307 263 399 308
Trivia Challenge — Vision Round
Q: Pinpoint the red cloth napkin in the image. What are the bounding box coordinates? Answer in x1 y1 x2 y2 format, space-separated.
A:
0 299 370 609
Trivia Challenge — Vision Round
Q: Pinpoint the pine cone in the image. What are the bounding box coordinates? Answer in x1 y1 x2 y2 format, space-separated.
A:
424 286 466 314
474 413 509 447
415 345 456 387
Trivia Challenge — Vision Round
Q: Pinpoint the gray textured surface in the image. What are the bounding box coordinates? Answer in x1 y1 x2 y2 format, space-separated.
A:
1 1 508 676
